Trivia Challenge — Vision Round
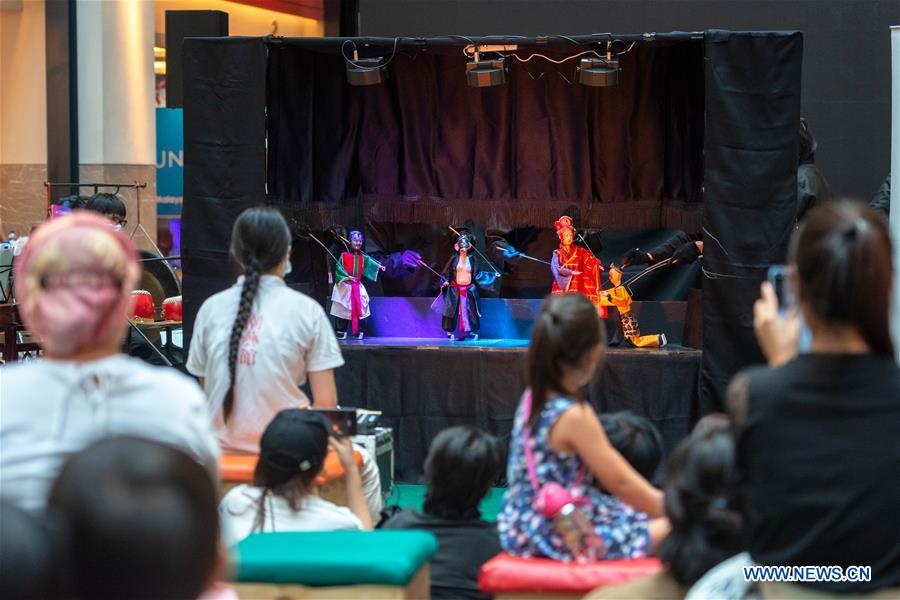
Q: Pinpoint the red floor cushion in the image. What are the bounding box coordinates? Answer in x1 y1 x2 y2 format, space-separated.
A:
479 553 662 595
220 449 362 486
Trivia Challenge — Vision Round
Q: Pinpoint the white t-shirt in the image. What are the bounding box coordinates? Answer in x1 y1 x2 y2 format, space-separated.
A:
187 276 345 454
219 484 363 547
0 354 220 512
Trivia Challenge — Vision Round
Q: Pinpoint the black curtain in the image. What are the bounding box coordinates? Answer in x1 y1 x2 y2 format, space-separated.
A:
266 36 704 232
700 30 803 413
181 37 268 351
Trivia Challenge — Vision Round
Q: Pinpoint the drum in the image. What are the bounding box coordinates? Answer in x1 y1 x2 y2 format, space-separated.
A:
130 290 155 322
162 295 183 322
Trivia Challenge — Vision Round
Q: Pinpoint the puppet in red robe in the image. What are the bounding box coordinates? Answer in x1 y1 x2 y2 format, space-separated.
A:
550 215 607 318
330 230 385 339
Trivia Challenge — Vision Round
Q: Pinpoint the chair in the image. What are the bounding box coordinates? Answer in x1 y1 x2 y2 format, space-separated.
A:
478 553 662 599
231 530 437 599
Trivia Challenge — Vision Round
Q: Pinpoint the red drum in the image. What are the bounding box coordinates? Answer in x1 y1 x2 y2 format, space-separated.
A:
163 295 183 322
130 290 155 322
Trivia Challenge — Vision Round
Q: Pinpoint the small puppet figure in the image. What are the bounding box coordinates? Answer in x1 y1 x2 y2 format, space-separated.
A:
599 265 667 348
550 215 606 317
436 230 482 341
330 230 385 339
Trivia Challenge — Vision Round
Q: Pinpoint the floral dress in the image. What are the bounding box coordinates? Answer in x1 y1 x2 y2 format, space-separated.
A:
497 395 650 561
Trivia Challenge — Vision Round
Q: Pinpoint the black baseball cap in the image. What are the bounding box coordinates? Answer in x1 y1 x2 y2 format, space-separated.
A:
259 409 330 475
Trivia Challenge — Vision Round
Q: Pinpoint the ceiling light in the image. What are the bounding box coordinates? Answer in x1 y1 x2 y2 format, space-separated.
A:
346 48 385 86
578 41 620 87
466 52 507 88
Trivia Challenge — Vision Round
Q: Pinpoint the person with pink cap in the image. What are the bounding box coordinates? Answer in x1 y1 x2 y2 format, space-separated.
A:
0 213 218 511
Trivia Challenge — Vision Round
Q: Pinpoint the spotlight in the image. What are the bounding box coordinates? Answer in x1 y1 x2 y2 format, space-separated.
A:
466 52 507 88
346 48 385 86
577 57 619 87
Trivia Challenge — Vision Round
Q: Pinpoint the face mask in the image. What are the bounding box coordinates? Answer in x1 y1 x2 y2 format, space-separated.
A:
113 223 124 232
798 315 812 354
283 257 292 276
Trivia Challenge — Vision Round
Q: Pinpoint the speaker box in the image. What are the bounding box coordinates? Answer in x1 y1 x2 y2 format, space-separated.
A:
165 10 228 108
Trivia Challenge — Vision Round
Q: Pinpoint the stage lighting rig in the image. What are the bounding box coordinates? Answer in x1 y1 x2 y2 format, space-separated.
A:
575 41 620 87
344 39 399 86
466 51 507 88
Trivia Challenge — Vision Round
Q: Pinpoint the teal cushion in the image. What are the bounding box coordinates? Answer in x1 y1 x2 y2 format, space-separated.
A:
234 530 438 586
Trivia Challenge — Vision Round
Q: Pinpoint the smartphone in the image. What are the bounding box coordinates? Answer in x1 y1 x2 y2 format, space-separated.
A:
309 408 358 437
767 265 795 314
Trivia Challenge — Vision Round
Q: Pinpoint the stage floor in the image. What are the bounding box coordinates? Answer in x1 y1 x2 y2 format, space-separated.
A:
335 337 701 483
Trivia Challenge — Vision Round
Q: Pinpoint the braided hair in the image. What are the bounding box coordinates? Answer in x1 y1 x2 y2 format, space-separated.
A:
223 208 292 422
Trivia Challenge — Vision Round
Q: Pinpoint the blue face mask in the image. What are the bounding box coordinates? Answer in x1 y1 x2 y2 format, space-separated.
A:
283 258 292 277
798 316 812 353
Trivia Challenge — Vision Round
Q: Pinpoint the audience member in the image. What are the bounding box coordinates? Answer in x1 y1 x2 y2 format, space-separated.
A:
47 436 223 600
498 293 668 562
588 418 743 599
0 214 218 511
0 500 71 599
383 425 504 600
599 411 663 483
724 201 899 593
84 192 128 229
187 207 342 450
187 207 381 517
219 409 372 546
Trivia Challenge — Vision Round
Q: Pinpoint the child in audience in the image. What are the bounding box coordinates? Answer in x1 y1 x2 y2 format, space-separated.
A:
219 409 372 546
599 411 664 483
383 425 504 600
47 436 224 600
187 207 382 517
498 293 668 562
587 418 743 599
0 500 70 599
0 214 218 512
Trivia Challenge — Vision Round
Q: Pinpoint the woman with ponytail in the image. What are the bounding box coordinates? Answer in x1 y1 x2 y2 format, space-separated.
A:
187 207 344 453
725 200 900 593
498 293 669 562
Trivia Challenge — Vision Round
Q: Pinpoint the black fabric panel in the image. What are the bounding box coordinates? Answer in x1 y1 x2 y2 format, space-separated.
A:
182 37 268 352
265 37 705 231
337 345 700 483
700 30 803 413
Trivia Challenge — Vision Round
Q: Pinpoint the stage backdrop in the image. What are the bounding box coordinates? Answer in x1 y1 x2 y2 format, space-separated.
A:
182 31 801 413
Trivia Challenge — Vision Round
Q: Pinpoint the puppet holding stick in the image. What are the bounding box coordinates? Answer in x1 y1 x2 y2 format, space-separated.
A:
330 230 385 339
549 215 606 317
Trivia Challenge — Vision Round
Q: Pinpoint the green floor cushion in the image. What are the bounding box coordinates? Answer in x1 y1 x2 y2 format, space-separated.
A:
233 530 438 587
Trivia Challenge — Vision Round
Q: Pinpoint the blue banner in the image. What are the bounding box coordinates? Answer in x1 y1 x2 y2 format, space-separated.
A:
156 107 183 198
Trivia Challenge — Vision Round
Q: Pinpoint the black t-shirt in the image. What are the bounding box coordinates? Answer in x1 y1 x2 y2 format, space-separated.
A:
382 509 502 600
740 354 900 592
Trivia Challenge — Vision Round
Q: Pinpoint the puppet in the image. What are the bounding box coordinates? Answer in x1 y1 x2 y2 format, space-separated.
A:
330 230 385 339
599 265 667 348
437 230 484 341
550 215 606 317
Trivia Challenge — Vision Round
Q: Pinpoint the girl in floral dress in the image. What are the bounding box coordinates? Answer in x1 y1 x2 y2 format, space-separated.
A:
498 294 669 561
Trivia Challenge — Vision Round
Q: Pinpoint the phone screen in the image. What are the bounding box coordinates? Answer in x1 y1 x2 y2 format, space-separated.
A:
767 265 795 314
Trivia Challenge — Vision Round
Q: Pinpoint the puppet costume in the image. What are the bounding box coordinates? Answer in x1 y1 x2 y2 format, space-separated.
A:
330 231 382 339
599 266 667 348
550 216 607 318
434 231 483 341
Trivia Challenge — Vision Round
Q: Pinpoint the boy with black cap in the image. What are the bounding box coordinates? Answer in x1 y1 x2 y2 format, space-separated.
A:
219 409 372 546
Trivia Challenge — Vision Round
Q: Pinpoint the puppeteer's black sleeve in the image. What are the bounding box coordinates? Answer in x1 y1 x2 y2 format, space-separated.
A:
648 231 697 262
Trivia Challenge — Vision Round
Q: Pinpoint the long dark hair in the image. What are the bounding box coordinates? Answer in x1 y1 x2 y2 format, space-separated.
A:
790 200 894 357
527 293 606 426
423 426 504 520
659 423 743 586
224 207 292 421
250 455 321 534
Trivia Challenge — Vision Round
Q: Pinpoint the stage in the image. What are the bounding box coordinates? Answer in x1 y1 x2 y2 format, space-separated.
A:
334 337 701 483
